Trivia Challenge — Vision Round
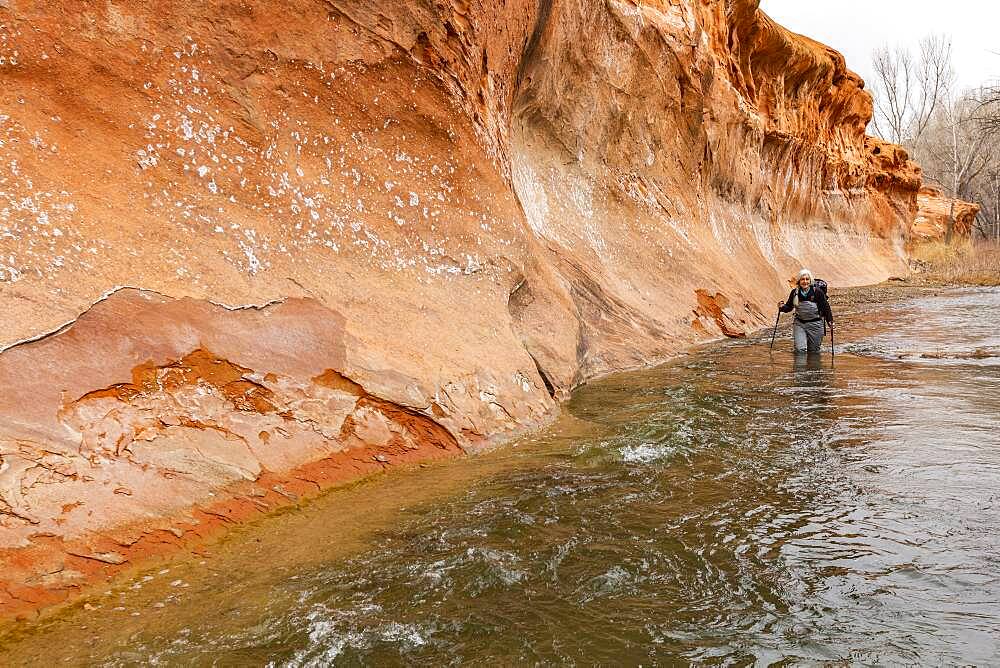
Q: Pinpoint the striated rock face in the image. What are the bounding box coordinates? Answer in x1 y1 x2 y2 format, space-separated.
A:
913 186 980 240
0 0 920 616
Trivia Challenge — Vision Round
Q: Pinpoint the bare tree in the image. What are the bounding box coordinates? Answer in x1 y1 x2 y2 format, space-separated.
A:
931 95 991 198
913 36 955 139
870 35 1000 241
974 48 1000 137
971 166 1000 241
871 46 912 144
870 35 954 148
974 83 1000 141
913 91 998 238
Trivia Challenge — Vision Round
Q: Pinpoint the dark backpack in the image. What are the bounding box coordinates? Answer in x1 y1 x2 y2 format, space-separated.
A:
813 279 829 298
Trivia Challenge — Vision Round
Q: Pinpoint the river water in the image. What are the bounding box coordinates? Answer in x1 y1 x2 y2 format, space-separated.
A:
2 287 999 665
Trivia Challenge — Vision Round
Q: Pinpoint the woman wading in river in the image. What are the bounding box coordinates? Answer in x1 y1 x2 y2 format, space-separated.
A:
779 269 833 353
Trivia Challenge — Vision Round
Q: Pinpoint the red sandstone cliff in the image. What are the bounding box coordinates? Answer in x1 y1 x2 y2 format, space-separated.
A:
0 0 920 618
913 185 980 240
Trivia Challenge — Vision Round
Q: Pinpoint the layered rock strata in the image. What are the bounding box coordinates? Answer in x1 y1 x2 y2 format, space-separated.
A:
0 0 920 619
913 185 981 240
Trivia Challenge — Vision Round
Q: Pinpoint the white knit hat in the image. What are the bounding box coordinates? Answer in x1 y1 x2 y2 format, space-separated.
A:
798 268 813 280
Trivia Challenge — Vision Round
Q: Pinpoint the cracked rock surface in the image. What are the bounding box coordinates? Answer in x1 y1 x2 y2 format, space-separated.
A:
1 289 471 547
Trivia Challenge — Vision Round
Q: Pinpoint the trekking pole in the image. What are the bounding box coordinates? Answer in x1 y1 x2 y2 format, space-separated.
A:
830 322 835 363
769 310 781 351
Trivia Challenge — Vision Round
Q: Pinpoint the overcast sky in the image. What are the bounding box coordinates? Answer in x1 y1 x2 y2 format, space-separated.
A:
760 0 1000 91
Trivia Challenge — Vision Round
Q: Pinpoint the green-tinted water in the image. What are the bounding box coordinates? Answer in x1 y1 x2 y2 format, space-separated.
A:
2 288 999 665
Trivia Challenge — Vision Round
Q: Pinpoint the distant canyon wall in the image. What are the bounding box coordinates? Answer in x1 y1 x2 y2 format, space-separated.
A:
913 186 981 241
0 0 920 616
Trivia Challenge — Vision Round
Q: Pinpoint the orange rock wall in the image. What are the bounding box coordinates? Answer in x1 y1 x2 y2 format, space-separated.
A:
913 185 980 240
0 0 920 617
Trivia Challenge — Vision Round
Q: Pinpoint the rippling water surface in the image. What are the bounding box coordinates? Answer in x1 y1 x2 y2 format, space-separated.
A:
3 288 999 665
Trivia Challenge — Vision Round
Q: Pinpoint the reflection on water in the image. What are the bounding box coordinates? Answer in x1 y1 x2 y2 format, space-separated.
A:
2 288 999 665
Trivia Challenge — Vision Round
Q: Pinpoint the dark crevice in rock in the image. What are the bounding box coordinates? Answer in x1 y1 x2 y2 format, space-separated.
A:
515 0 554 89
527 350 557 399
